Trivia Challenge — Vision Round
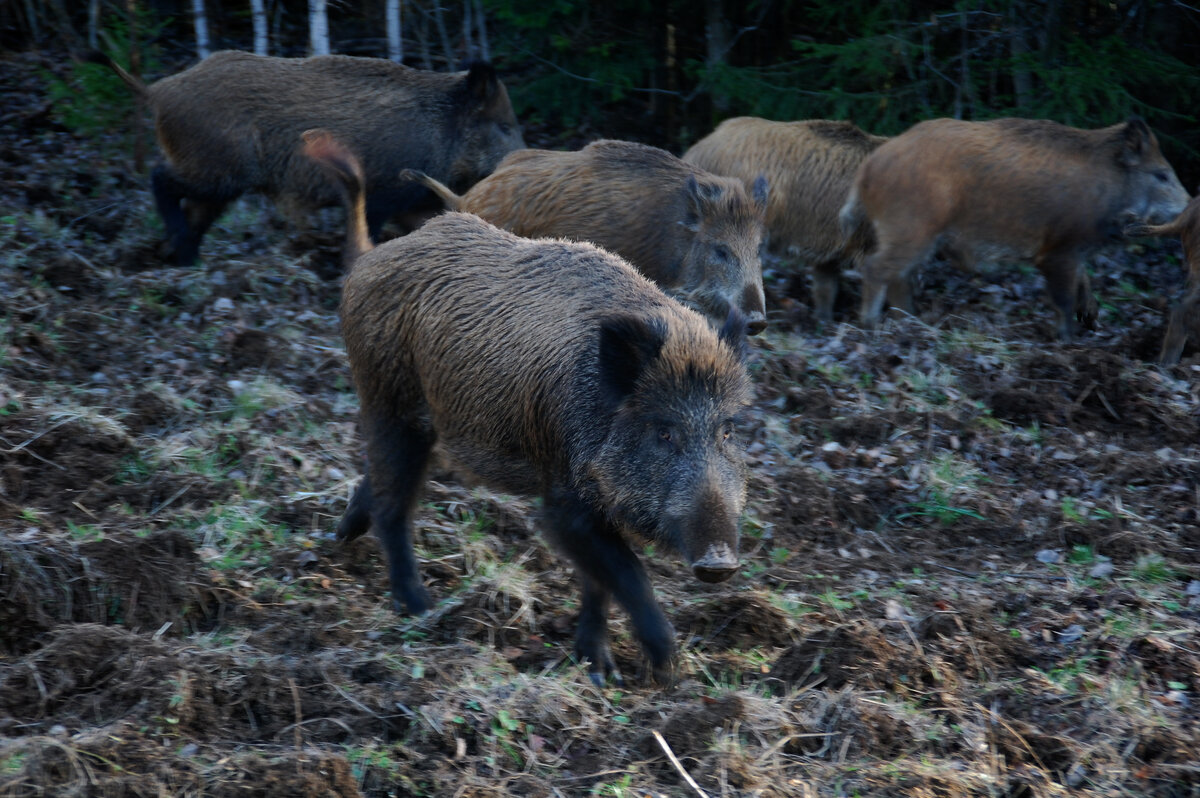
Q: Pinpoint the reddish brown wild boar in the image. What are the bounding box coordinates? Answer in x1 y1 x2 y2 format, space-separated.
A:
682 117 887 324
93 50 524 266
845 117 1189 340
398 139 770 333
304 132 752 684
1127 196 1200 364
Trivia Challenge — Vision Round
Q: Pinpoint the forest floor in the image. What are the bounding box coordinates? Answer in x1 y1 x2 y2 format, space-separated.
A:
2 51 1199 798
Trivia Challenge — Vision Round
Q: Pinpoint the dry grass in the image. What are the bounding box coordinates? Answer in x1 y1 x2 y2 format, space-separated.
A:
1 53 1199 797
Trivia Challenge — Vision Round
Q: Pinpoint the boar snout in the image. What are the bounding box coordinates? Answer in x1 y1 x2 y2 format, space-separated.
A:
691 541 739 582
745 310 767 335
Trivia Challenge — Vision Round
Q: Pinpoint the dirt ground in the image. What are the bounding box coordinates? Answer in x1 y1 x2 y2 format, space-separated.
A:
2 52 1199 797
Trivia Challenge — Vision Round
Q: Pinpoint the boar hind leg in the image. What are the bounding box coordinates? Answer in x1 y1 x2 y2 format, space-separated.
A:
336 475 373 542
812 259 841 325
1039 253 1088 342
546 490 674 686
860 239 930 329
151 164 237 266
364 421 435 615
1160 285 1199 365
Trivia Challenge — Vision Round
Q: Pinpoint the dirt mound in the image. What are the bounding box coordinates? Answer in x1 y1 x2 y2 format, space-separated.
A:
0 529 218 655
767 621 926 692
674 592 797 651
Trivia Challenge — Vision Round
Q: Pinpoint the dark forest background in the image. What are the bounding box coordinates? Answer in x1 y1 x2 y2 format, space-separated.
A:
5 0 1200 186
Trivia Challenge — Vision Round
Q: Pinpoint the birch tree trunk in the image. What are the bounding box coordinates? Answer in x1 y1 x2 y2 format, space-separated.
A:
386 0 403 63
192 0 210 59
250 0 268 55
309 0 330 56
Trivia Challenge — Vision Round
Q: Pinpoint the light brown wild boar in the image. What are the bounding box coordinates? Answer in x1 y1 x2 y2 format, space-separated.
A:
92 50 524 266
1127 195 1200 364
844 117 1189 340
682 117 887 324
398 139 770 333
304 131 752 685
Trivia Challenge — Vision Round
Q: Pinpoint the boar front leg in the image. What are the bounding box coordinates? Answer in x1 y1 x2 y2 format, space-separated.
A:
545 489 674 686
362 418 435 615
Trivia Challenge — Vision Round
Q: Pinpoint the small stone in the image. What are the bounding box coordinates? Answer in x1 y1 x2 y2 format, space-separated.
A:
212 297 235 313
1036 549 1061 564
1057 624 1085 644
226 379 247 395
1089 561 1115 579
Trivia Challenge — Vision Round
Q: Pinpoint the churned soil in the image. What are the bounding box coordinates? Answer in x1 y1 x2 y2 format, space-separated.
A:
2 52 1198 797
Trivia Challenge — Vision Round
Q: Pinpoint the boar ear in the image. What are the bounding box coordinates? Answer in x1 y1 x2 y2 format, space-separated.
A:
752 175 769 210
1118 117 1153 166
465 62 501 103
682 175 723 231
597 315 668 407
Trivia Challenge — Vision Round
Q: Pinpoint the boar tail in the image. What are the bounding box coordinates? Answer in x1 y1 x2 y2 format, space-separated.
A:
1125 217 1184 239
838 186 866 236
301 129 373 267
396 169 465 212
84 50 149 99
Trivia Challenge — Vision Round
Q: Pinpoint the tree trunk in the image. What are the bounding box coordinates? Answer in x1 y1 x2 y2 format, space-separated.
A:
88 0 100 49
309 0 330 56
461 0 473 61
386 0 403 63
430 2 454 68
127 0 145 173
473 0 489 62
250 0 268 55
704 0 730 111
192 0 210 59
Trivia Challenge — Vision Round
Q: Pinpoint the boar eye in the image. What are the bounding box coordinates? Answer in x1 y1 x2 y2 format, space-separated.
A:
713 245 731 262
1155 171 1171 183
658 427 672 443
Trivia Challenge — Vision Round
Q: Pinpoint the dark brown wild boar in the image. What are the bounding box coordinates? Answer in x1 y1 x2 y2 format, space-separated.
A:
304 131 752 684
92 50 524 266
1127 195 1200 364
682 117 887 324
844 117 1189 340
398 139 770 333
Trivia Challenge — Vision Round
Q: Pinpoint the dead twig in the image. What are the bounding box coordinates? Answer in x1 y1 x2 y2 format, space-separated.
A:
652 730 709 798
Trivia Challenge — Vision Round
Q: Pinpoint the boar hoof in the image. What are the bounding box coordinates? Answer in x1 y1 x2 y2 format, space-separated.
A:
577 639 623 687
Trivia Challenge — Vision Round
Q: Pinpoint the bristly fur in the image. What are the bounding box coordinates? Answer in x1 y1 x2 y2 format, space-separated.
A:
851 117 1189 341
92 49 524 265
682 117 887 324
392 139 769 333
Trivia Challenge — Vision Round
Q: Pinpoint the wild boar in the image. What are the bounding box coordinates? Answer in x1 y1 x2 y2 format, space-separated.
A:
1127 195 1200 364
92 50 524 266
682 117 887 324
396 139 770 333
304 131 752 684
844 117 1189 340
